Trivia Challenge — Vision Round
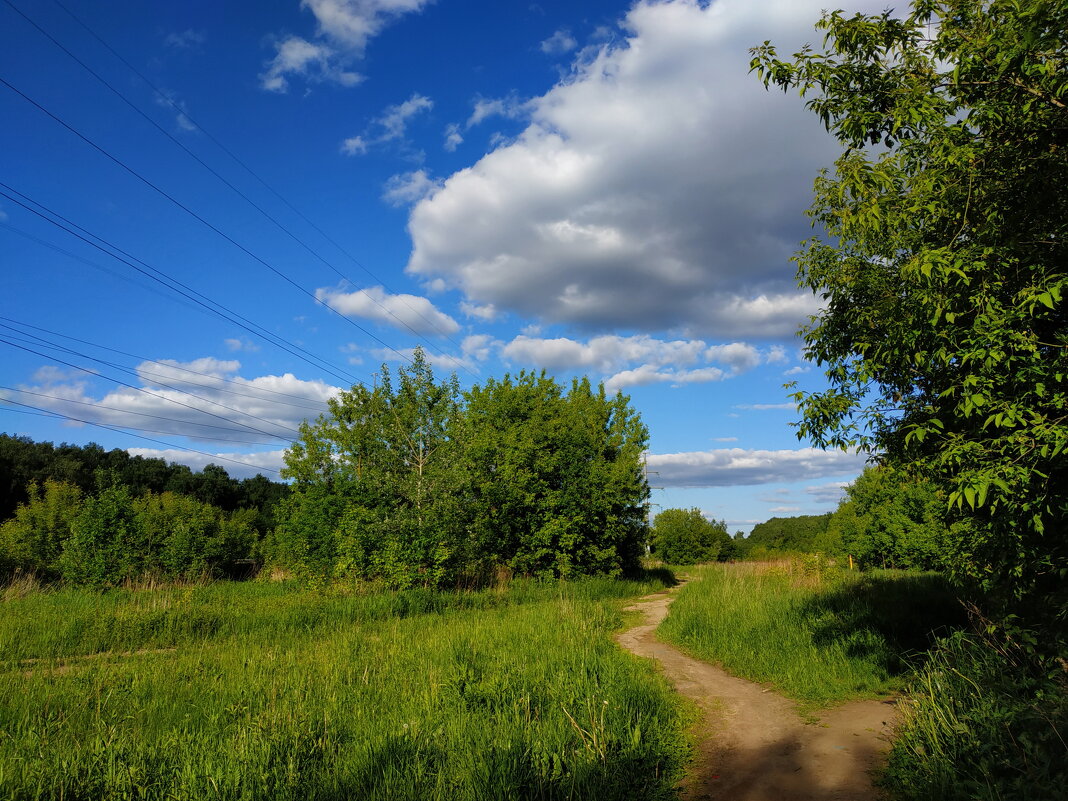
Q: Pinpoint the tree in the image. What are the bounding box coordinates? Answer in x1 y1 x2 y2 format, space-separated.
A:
825 467 950 570
650 508 731 565
752 0 1068 621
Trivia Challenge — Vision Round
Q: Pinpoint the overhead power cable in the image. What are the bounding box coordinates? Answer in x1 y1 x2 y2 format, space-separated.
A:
0 183 358 386
0 316 332 414
0 400 283 474
41 0 476 372
0 74 417 367
0 387 286 446
0 337 299 442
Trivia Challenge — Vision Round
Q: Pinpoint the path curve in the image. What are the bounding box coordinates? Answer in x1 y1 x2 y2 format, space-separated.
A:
616 583 898 801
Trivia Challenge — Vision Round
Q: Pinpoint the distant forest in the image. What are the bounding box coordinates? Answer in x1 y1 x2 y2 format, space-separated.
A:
0 433 289 530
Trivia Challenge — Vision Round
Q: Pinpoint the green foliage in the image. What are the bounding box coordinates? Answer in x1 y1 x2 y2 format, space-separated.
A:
826 466 952 570
0 433 288 530
60 484 143 588
276 351 650 586
0 479 83 577
650 508 731 565
742 513 832 557
659 563 965 708
751 0 1068 621
0 575 687 800
885 629 1068 801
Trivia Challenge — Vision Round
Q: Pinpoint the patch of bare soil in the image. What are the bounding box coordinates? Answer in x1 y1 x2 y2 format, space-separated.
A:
616 585 898 801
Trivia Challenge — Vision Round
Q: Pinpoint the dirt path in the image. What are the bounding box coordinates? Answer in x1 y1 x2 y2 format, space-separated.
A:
616 584 898 801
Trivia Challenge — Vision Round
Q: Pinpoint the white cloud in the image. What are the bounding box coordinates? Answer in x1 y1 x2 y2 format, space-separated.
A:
403 0 886 337
466 95 527 128
126 448 287 479
706 342 761 372
261 0 430 92
4 358 339 446
604 364 725 393
783 364 811 376
461 334 499 362
712 436 738 442
316 284 460 336
647 447 868 488
540 29 578 55
164 29 205 49
344 93 434 155
805 481 850 505
502 334 707 373
459 300 498 321
340 135 368 155
769 505 802 513
382 170 440 206
224 338 260 352
444 123 464 151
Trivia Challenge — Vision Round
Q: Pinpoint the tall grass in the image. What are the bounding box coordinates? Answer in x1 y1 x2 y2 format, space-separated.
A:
884 629 1068 801
658 561 965 707
0 574 688 800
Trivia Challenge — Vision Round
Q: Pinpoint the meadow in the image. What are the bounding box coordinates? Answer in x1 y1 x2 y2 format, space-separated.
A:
0 574 689 800
658 561 966 709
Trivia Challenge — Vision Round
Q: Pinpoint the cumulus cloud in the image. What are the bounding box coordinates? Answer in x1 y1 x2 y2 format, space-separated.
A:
646 447 868 488
403 0 886 337
261 0 430 92
316 284 460 336
3 358 339 446
459 300 498 321
224 338 260 352
466 95 527 128
382 170 440 206
127 448 287 479
540 29 578 55
340 135 368 155
500 333 785 390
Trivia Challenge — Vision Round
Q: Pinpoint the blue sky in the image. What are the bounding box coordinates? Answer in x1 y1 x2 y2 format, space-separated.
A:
0 0 885 531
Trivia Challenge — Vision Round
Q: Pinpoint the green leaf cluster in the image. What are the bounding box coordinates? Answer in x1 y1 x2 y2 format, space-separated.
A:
752 0 1068 623
649 508 732 565
271 349 650 586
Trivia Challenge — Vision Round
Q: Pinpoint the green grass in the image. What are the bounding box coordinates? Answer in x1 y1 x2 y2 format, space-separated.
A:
658 561 965 708
0 574 689 800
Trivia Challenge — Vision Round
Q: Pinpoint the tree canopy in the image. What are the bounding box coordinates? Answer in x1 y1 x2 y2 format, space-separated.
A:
650 508 733 565
752 0 1068 621
271 350 650 586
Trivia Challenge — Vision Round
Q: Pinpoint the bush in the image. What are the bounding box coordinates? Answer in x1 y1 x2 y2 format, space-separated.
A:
650 508 730 565
0 479 83 578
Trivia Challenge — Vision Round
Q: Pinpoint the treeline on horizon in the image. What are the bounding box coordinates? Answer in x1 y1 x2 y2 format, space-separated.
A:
0 434 290 584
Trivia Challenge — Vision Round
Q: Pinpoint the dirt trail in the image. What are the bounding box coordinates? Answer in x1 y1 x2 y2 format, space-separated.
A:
616 584 898 801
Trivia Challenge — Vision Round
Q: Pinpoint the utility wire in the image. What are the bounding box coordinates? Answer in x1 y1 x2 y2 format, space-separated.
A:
0 387 287 446
43 0 476 370
0 399 283 474
0 74 417 367
0 183 359 386
0 337 298 442
0 316 332 413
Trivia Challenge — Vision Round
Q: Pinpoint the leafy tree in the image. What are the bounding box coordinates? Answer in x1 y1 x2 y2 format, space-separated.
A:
752 0 1068 620
650 508 731 565
0 479 83 578
825 467 950 570
745 513 833 556
278 349 464 585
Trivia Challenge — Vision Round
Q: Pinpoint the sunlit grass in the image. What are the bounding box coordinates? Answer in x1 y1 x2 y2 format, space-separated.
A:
0 574 689 800
658 561 965 708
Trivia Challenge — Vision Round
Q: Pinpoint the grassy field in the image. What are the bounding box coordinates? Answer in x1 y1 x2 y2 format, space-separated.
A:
0 574 689 800
658 561 966 708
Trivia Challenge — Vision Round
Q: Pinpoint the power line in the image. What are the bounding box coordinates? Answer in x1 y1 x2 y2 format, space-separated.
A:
0 183 359 386
0 74 417 367
0 316 332 414
43 0 477 372
0 337 299 442
0 387 287 446
0 399 283 474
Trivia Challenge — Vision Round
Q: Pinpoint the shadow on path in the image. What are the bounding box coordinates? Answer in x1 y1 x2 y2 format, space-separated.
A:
615 585 898 801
